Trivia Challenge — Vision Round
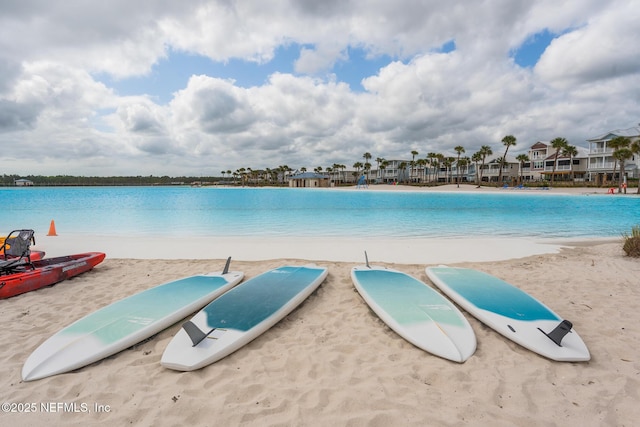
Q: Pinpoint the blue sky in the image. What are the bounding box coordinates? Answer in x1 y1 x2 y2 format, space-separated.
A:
100 44 398 102
512 30 557 68
102 36 549 105
0 0 638 176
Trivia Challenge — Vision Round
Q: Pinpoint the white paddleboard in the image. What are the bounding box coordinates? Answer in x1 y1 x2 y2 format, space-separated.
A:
425 266 590 362
22 258 244 381
161 265 328 371
351 265 476 362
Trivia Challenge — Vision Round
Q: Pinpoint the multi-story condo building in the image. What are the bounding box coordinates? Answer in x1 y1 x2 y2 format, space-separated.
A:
522 142 589 182
586 125 640 184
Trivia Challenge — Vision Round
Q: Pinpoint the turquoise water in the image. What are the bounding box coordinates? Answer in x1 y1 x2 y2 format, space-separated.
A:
0 186 638 239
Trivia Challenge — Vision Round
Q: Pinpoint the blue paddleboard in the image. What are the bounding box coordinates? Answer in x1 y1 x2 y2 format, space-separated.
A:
425 266 590 362
161 264 328 371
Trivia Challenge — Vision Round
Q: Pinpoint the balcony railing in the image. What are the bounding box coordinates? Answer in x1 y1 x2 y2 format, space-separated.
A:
544 165 572 171
590 148 612 154
589 162 615 169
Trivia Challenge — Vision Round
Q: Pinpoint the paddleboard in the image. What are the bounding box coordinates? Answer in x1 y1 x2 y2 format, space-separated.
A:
161 264 328 371
22 258 244 381
351 265 476 362
425 266 590 362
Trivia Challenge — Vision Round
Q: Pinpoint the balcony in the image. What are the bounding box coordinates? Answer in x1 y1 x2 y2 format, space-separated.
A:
589 162 615 170
589 147 612 154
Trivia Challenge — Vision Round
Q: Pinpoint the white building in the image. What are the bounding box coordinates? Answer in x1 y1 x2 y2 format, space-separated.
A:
586 125 640 184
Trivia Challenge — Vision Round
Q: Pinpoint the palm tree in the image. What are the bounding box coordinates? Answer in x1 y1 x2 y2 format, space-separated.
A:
609 136 631 191
398 161 408 183
375 157 385 183
454 145 465 187
516 154 529 184
549 137 568 185
416 158 427 183
457 157 470 184
364 162 372 183
477 145 493 187
362 152 372 182
561 145 578 184
433 157 443 183
632 140 640 194
379 160 388 183
331 163 341 184
410 150 418 183
426 152 437 183
353 162 363 182
471 152 482 186
442 157 454 183
498 135 516 186
614 148 633 192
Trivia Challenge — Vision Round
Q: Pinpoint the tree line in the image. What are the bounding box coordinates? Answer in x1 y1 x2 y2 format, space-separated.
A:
5 134 638 190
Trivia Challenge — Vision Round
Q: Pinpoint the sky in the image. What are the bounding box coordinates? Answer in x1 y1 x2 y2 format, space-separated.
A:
1 0 639 177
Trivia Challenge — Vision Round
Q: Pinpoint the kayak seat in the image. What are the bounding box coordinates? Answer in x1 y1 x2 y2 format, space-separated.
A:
0 229 36 272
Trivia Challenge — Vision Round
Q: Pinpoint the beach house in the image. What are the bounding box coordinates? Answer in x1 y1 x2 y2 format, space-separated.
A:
14 178 34 186
586 125 640 184
288 172 330 188
521 142 589 183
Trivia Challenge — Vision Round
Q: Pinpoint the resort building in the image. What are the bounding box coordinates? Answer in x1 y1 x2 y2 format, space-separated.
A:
375 159 410 184
288 172 330 188
586 125 640 184
459 156 519 185
522 141 589 183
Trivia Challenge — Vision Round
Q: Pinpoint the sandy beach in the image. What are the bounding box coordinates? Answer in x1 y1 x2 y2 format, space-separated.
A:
1 184 638 426
1 238 639 426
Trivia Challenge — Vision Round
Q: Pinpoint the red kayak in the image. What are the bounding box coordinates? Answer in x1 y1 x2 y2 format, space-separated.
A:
0 252 106 299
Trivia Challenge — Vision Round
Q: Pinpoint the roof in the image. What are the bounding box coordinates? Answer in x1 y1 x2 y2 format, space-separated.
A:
288 172 330 180
530 141 548 149
587 126 640 141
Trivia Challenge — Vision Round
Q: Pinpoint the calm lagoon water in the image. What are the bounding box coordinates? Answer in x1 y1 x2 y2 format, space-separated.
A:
0 186 638 240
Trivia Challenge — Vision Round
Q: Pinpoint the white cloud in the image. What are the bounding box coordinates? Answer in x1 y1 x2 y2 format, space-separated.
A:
0 0 638 176
535 0 640 87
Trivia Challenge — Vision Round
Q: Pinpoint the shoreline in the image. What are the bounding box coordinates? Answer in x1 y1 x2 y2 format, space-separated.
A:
34 235 621 264
226 183 629 196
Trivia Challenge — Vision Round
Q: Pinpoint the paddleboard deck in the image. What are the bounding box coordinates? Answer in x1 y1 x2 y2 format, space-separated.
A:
22 258 244 381
161 264 328 371
351 265 476 362
425 266 590 362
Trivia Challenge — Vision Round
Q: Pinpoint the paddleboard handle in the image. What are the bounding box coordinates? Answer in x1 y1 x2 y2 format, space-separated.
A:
222 257 231 275
182 320 216 347
539 320 573 347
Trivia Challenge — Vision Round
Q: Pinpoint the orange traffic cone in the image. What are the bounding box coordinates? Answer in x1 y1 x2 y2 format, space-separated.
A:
47 220 58 236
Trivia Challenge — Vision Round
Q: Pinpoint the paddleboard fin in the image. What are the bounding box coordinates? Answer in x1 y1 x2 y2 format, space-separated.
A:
222 257 231 275
182 321 216 347
539 320 573 347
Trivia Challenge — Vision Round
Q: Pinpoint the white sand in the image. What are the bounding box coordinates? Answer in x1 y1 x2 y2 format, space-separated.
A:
2 184 638 426
1 240 639 426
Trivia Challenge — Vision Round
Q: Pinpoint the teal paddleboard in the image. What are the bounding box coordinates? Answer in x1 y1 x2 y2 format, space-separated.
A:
426 266 590 362
161 264 328 371
352 265 476 362
22 259 243 381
